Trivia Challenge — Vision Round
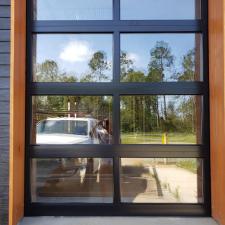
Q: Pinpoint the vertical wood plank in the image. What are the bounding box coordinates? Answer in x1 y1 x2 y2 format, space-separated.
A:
9 0 26 224
209 0 225 224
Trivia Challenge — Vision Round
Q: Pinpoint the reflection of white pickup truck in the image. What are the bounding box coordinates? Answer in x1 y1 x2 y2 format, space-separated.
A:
36 117 112 185
36 117 98 145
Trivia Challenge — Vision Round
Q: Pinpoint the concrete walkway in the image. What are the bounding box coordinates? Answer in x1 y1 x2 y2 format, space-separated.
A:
19 217 218 225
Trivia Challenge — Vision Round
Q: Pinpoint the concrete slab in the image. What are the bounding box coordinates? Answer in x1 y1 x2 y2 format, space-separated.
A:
19 217 219 225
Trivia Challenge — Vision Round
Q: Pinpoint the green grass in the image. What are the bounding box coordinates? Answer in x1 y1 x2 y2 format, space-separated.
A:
176 159 197 174
121 132 196 144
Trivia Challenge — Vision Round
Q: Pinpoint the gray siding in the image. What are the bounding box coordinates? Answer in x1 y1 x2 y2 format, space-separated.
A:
0 0 10 224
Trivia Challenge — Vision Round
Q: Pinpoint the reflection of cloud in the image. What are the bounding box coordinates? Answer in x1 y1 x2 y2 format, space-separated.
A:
60 40 93 62
127 52 140 62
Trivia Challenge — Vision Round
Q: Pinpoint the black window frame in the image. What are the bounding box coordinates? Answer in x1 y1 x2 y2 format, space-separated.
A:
25 0 210 216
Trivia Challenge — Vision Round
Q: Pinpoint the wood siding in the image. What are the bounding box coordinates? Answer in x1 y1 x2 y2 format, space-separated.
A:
9 0 26 224
0 0 10 224
209 0 225 224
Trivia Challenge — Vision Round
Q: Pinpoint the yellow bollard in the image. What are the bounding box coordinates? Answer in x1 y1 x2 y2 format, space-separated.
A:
162 132 168 144
162 133 168 165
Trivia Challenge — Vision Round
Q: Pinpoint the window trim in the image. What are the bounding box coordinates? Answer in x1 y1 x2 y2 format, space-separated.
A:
9 0 26 225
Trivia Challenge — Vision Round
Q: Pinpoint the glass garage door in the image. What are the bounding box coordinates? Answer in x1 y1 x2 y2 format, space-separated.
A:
25 0 210 216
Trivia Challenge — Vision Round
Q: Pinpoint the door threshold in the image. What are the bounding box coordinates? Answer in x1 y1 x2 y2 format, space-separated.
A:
19 217 218 225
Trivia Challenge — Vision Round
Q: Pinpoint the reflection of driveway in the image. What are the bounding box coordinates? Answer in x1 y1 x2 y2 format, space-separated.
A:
149 166 199 203
121 159 200 203
36 161 113 203
132 165 199 203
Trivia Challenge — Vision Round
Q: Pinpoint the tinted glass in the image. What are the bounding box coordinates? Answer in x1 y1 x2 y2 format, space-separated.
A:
33 34 113 82
37 120 89 136
121 0 201 20
120 95 202 144
32 96 112 144
31 158 113 203
34 0 112 20
120 158 203 203
121 34 202 82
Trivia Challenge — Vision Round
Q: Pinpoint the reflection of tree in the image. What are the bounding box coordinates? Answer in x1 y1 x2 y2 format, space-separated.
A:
172 49 196 81
35 44 198 137
35 60 59 82
147 41 174 82
120 51 134 81
80 74 93 82
36 95 112 121
122 71 145 82
88 51 110 82
121 96 197 135
35 60 77 82
34 59 112 126
120 41 199 137
121 96 158 134
121 42 197 83
177 96 197 133
35 50 111 83
147 41 174 129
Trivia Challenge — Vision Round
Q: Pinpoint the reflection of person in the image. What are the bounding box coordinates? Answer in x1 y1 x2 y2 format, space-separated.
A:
104 118 112 136
91 119 112 144
99 158 113 197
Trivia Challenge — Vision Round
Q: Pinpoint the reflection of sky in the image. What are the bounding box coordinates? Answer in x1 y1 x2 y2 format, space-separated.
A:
121 34 198 80
36 0 198 20
36 34 113 81
121 0 199 20
36 0 112 20
36 33 199 81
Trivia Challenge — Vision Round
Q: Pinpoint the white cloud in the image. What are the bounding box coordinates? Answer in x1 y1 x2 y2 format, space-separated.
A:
127 52 140 62
59 40 93 63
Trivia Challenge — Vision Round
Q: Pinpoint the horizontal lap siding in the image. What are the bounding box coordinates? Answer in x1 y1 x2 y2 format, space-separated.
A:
0 42 10 53
0 65 10 77
0 1 10 225
0 0 10 5
0 6 10 17
0 30 10 41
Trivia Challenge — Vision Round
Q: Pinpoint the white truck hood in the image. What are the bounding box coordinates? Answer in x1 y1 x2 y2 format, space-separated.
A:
36 133 91 144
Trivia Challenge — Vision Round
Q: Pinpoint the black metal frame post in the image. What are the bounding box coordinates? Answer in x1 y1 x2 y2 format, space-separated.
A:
25 0 210 216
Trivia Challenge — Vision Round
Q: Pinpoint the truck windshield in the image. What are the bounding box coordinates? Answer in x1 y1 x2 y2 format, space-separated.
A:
37 120 88 136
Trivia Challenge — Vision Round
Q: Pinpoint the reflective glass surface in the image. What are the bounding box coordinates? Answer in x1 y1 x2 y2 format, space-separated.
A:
31 158 113 203
121 158 203 203
34 0 112 20
32 96 112 144
121 34 202 82
121 0 201 20
33 34 113 82
120 95 202 144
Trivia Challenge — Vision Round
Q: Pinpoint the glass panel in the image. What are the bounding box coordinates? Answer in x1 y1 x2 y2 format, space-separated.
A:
32 96 113 144
120 158 204 203
120 95 202 144
121 0 201 20
33 34 113 82
31 158 113 203
34 0 112 20
120 34 202 82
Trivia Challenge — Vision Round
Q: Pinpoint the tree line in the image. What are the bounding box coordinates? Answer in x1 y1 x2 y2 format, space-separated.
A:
34 41 200 135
